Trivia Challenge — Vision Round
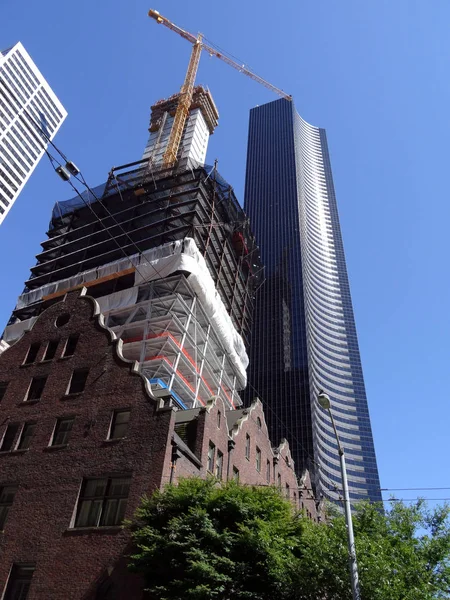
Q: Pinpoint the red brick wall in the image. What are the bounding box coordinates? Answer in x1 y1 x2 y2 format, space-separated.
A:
0 291 174 599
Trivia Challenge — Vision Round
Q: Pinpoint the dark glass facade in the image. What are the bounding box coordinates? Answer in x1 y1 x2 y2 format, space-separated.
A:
244 98 381 504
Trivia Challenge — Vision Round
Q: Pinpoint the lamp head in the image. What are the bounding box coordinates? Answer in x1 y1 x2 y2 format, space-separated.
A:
317 391 331 410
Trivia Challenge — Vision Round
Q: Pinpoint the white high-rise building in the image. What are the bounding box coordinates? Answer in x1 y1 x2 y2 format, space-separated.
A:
0 42 67 225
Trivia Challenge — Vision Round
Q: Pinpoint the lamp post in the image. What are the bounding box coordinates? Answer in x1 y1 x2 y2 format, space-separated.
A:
317 391 361 600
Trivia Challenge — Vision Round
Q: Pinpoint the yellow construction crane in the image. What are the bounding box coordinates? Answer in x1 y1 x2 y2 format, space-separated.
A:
149 9 291 167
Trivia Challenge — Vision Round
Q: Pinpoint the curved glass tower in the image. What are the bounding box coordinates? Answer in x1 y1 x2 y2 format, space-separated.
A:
244 98 381 504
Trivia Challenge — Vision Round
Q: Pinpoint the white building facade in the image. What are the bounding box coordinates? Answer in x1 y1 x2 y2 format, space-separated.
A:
0 42 67 225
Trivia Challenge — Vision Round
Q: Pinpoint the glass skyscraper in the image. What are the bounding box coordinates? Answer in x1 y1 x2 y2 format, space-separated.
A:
0 42 67 225
244 98 381 504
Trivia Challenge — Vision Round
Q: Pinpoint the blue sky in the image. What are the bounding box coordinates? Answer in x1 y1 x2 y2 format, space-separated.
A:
1 0 449 505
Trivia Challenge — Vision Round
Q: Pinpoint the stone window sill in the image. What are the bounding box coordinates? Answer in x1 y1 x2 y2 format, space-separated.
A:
0 449 29 456
64 526 123 536
44 444 68 452
102 437 128 446
62 392 83 400
18 399 40 406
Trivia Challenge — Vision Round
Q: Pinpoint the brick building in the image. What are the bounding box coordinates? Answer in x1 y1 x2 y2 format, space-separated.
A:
0 290 319 599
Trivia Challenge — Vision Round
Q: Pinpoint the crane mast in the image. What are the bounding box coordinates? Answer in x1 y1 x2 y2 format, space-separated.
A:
149 9 291 168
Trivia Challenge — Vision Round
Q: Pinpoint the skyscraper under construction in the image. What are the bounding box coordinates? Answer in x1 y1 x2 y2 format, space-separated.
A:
244 98 381 505
3 86 262 410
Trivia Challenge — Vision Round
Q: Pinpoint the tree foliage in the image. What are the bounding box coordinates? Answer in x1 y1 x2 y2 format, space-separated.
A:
129 478 450 600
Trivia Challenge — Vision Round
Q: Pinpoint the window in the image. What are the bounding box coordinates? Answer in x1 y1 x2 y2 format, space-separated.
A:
0 424 19 452
232 466 239 481
0 381 8 403
215 450 223 479
17 422 35 450
257 416 262 429
67 368 89 395
74 476 131 528
43 340 58 361
109 410 130 440
277 473 282 488
256 447 261 472
25 376 47 401
217 410 221 429
62 334 79 357
286 483 290 498
266 459 271 483
4 564 35 600
207 441 215 473
23 342 40 365
52 417 74 446
0 485 17 529
245 434 250 460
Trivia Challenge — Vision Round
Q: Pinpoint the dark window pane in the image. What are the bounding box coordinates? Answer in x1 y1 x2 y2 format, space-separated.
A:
4 564 35 600
26 376 47 401
67 369 89 394
23 343 40 365
109 410 130 440
0 381 8 403
17 423 35 450
0 485 17 529
75 476 131 528
207 441 215 472
43 340 58 361
1 423 19 451
245 434 250 460
52 417 74 446
215 451 223 479
63 334 79 357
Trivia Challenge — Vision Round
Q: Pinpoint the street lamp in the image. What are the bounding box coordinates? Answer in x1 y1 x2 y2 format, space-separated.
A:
317 391 361 600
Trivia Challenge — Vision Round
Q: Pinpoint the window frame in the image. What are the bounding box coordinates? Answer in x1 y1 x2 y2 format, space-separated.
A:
42 339 59 361
23 342 40 365
0 381 9 403
0 484 17 530
0 423 20 452
62 334 79 358
66 368 89 395
51 417 75 447
108 409 130 440
245 433 250 460
232 466 239 482
207 441 215 473
3 563 35 600
256 447 261 472
266 459 271 483
215 450 223 479
16 422 35 450
73 476 131 529
25 376 47 402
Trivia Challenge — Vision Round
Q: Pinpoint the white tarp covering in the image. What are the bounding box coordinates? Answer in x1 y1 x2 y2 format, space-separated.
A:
96 287 139 313
136 238 249 386
2 316 38 343
16 254 140 310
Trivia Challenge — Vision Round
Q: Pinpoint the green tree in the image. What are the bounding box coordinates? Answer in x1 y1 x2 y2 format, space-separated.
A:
129 478 450 600
129 477 303 600
296 499 450 600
